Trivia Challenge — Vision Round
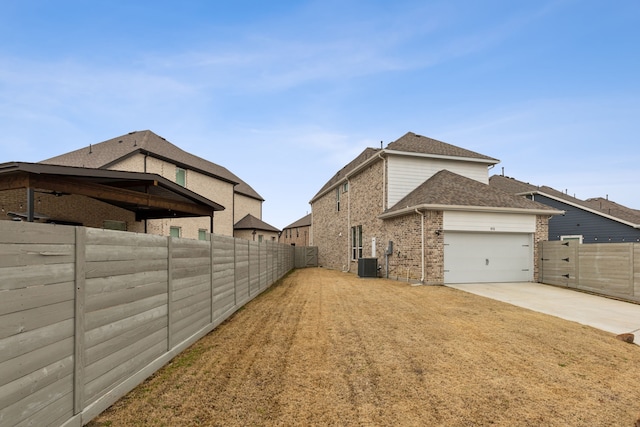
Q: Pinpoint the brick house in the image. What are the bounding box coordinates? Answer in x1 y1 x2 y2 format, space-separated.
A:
30 130 266 240
234 213 280 242
280 214 312 246
310 132 561 284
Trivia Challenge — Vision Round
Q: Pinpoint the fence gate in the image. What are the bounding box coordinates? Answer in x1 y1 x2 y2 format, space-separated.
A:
294 246 318 268
539 240 577 287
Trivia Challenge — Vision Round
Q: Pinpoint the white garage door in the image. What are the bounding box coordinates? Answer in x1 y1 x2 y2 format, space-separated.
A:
444 232 533 284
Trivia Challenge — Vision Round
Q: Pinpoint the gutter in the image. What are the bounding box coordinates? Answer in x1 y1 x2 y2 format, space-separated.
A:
379 204 564 220
518 190 640 229
415 208 425 284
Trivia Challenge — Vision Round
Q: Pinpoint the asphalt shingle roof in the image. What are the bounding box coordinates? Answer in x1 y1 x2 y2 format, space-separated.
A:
489 174 640 225
386 132 499 162
283 213 312 229
40 130 263 201
385 170 557 214
234 214 280 232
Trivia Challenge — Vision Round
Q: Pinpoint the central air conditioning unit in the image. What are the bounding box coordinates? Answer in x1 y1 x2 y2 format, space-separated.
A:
358 258 378 278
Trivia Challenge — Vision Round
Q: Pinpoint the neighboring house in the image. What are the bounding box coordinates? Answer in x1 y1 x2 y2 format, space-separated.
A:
38 130 264 239
310 132 561 284
234 214 280 242
490 175 640 243
0 162 224 231
280 213 312 246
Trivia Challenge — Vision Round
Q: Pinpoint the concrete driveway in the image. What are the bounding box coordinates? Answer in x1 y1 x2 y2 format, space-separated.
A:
447 282 640 342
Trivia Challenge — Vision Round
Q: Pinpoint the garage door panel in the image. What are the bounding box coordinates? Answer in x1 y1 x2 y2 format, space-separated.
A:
444 232 532 284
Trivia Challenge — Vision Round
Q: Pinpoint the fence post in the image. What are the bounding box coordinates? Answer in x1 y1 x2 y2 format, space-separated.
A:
210 233 215 324
167 237 173 351
74 227 86 415
233 238 237 306
573 240 580 288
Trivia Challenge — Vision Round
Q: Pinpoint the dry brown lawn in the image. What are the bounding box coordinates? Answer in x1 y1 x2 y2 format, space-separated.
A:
89 268 640 427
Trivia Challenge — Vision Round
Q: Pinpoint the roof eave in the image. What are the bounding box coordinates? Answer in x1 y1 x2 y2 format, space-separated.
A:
384 149 500 165
379 204 564 220
310 151 383 203
520 190 640 228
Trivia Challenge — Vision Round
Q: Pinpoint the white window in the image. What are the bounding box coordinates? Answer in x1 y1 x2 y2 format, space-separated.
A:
351 225 363 260
198 229 208 241
336 188 341 211
560 235 583 244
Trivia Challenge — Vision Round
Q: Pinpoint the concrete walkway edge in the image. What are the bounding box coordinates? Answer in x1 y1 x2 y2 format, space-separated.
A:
447 282 640 345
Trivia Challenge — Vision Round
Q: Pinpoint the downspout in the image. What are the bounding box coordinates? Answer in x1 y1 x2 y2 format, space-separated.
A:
344 176 352 272
415 208 425 284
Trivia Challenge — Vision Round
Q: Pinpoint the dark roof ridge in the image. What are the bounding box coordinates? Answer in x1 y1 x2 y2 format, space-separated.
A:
234 213 280 232
386 132 499 163
40 130 264 201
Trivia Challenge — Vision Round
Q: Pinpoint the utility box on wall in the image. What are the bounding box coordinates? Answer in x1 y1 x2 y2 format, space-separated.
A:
358 257 378 278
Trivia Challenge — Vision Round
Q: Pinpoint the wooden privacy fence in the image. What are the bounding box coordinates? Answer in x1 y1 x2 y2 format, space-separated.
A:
0 221 297 427
539 240 640 303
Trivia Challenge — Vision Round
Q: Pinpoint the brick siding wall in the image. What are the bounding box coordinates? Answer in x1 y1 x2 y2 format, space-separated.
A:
280 225 311 246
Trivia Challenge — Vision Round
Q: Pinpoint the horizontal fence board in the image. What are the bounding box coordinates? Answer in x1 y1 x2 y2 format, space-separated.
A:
85 281 168 313
1 375 73 427
85 259 168 280
0 358 73 417
84 328 167 385
0 243 75 267
171 246 210 260
84 340 166 406
0 300 74 340
85 271 167 295
0 263 75 291
85 244 167 262
172 312 210 345
85 228 166 247
0 281 74 316
14 392 73 427
85 317 167 367
172 299 210 328
85 293 168 332
172 274 210 294
0 319 74 365
0 336 73 388
0 222 75 245
172 287 211 313
85 305 167 349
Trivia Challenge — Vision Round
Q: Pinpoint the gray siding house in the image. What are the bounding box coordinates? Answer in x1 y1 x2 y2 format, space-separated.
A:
490 175 640 243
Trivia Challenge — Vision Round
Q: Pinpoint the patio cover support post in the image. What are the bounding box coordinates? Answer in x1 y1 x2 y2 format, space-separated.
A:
26 187 34 222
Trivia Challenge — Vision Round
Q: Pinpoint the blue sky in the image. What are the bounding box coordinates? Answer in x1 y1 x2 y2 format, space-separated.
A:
1 1 638 229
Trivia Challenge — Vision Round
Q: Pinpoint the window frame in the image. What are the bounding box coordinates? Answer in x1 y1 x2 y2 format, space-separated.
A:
176 167 186 187
351 225 363 260
169 226 181 238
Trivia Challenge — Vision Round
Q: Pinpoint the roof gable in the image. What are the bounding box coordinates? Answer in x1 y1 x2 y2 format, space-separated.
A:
490 175 640 226
40 130 264 201
284 213 312 229
311 147 381 201
385 170 557 216
234 214 280 233
386 132 499 163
